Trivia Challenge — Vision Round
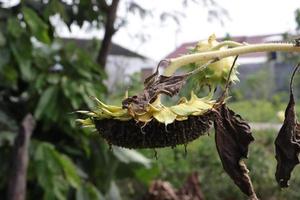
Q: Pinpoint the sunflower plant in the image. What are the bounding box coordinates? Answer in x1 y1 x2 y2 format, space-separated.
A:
77 35 300 199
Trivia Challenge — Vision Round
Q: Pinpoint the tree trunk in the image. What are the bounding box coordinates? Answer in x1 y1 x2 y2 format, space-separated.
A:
7 114 35 200
97 0 120 69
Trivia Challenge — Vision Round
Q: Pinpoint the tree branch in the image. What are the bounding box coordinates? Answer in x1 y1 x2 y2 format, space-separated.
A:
98 0 109 13
97 0 120 69
7 114 36 200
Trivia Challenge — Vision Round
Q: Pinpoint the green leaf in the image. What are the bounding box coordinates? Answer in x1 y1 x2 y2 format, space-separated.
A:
32 142 78 200
76 182 105 200
10 37 33 81
56 154 81 189
34 74 47 92
34 86 58 119
112 147 151 168
7 17 24 38
1 65 18 87
0 31 5 46
61 80 83 109
134 165 160 185
22 7 51 44
44 0 69 23
0 49 10 70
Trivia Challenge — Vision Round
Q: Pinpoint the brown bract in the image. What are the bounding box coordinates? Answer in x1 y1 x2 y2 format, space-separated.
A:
214 104 257 199
275 64 300 188
122 66 189 113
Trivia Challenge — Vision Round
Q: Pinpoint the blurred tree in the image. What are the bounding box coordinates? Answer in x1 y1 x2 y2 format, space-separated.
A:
0 0 227 69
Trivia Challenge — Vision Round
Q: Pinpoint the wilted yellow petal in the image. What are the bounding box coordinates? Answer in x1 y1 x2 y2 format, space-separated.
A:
99 107 127 117
76 118 93 126
177 97 188 104
188 91 214 110
153 107 177 125
90 96 123 112
176 115 188 121
191 110 207 116
170 103 200 116
75 110 98 117
136 112 153 123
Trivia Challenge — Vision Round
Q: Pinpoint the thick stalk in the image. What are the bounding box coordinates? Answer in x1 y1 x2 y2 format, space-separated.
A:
165 43 300 76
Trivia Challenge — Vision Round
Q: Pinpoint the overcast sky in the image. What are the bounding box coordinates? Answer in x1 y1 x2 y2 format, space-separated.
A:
112 0 300 60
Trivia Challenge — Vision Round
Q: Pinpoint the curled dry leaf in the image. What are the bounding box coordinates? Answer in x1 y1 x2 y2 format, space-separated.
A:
122 62 189 113
214 104 257 199
275 64 300 188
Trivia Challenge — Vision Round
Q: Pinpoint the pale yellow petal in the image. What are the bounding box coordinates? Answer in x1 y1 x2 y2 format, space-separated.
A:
170 103 200 116
175 115 188 121
153 107 177 125
136 112 153 123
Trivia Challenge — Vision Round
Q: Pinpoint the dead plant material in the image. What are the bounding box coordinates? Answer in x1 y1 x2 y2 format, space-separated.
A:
275 64 300 188
122 60 216 113
214 104 257 199
122 60 189 112
94 112 214 149
143 172 204 200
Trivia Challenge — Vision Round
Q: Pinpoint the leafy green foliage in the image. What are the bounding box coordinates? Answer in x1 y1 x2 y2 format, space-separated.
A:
29 141 82 200
22 7 51 44
228 100 282 122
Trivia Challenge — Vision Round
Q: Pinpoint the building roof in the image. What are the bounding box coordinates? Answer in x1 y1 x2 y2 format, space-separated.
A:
62 38 147 59
164 34 283 64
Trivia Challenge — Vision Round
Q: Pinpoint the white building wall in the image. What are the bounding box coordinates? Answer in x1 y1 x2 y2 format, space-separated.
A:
105 55 156 91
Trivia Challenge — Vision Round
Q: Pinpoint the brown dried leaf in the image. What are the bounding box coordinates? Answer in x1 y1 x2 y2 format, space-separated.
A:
122 59 219 114
214 104 257 198
122 69 189 112
275 64 300 188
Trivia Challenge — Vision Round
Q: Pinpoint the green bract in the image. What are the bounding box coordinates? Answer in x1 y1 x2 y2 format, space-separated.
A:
189 34 239 90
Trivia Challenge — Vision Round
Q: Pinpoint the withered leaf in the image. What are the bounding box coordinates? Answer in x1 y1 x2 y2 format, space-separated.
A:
275 64 300 188
122 59 219 114
122 68 189 112
214 104 257 199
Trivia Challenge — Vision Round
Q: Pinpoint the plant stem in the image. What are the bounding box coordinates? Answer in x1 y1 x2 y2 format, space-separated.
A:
210 40 245 50
165 43 300 76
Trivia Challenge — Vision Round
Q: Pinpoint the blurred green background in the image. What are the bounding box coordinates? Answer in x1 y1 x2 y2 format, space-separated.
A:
1 1 300 200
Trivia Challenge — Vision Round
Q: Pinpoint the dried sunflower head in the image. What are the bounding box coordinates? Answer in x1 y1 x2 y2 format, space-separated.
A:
77 91 216 149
